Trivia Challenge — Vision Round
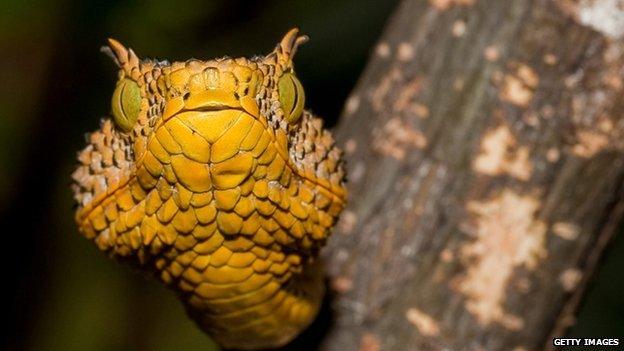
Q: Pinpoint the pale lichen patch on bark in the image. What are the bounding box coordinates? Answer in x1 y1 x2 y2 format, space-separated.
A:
522 111 540 127
345 95 360 115
338 210 357 234
552 221 581 240
452 20 467 37
345 139 358 154
602 71 623 91
558 0 624 39
484 45 500 62
369 70 429 160
473 123 533 181
541 104 556 119
397 42 415 61
559 268 582 292
455 190 547 330
333 248 350 264
393 77 424 112
375 42 391 58
350 161 366 183
566 42 624 157
572 130 610 158
546 148 560 163
373 117 428 160
405 308 441 336
370 67 402 112
498 63 539 108
429 0 476 11
543 53 558 65
331 276 354 294
412 103 430 119
359 333 381 351
602 43 624 88
453 77 466 91
440 248 454 262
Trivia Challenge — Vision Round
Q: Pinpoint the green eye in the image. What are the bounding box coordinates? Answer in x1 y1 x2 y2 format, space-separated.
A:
111 78 141 131
278 72 305 124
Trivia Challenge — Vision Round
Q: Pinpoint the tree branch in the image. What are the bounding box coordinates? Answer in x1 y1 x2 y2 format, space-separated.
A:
319 0 624 350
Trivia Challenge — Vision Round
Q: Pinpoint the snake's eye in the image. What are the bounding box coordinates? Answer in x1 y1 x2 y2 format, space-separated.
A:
111 78 141 132
278 72 305 124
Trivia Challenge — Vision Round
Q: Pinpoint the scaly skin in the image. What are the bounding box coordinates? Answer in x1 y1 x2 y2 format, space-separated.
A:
71 29 346 350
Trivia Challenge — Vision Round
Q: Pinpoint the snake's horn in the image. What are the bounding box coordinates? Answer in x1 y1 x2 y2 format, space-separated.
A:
101 38 140 77
272 28 308 68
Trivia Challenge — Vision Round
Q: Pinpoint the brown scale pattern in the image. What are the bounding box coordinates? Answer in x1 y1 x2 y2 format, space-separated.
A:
72 29 346 349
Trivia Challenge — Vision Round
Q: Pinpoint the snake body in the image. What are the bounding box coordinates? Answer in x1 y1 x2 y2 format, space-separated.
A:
71 29 346 349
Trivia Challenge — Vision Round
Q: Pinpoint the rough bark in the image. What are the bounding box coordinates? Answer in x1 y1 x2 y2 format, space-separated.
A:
320 0 624 350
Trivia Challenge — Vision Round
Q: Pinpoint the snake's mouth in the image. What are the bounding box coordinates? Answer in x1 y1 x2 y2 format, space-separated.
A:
160 89 260 123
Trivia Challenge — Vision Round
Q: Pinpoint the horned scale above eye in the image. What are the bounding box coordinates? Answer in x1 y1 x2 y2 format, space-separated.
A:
71 28 346 350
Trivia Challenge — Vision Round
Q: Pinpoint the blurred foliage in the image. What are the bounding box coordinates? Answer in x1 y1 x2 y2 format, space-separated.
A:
0 0 61 212
0 0 622 350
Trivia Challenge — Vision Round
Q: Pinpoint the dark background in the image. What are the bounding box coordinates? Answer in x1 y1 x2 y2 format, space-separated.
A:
1 0 622 350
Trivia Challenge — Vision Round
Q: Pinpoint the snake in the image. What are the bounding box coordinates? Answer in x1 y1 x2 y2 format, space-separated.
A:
71 29 346 350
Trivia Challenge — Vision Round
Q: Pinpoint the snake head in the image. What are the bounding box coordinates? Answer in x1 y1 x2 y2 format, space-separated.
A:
72 28 346 255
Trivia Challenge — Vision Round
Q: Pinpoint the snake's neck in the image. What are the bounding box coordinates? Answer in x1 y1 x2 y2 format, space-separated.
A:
183 258 326 350
73 106 345 349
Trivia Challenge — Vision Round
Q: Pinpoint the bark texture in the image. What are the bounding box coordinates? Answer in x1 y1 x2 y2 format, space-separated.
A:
320 0 624 350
